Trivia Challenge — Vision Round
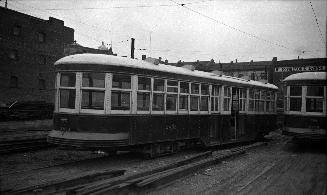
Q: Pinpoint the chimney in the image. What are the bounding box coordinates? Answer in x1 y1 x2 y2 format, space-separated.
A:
131 38 135 59
235 59 237 63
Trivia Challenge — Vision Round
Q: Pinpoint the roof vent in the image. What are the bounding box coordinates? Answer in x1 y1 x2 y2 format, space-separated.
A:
182 64 195 71
145 57 160 65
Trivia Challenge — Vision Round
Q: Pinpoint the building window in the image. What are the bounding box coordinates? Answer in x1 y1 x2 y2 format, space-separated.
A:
81 73 105 110
152 78 165 111
39 79 46 90
137 77 151 111
8 50 18 61
289 86 302 112
111 74 131 110
10 76 18 88
37 32 45 43
59 73 76 109
13 25 21 36
38 55 47 65
306 86 324 112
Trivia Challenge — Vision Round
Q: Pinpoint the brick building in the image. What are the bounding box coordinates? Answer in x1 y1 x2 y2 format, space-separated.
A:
0 7 74 104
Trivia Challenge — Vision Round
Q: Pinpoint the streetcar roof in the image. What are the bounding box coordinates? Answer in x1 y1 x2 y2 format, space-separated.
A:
283 72 327 82
55 54 278 90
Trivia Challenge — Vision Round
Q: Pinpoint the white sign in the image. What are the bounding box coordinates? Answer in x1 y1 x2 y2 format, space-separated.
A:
274 66 325 72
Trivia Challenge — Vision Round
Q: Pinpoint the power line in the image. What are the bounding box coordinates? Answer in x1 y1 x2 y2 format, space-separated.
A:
309 1 326 47
169 0 322 57
9 1 130 47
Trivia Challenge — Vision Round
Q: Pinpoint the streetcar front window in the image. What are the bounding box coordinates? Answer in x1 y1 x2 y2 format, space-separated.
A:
153 78 165 111
81 73 105 110
59 89 75 109
211 85 220 112
223 86 231 111
166 94 177 111
81 90 104 110
306 86 324 112
289 86 302 111
60 73 75 87
82 73 105 88
59 73 76 109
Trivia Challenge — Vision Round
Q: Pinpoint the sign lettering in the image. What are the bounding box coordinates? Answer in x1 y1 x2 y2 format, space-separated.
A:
274 66 325 72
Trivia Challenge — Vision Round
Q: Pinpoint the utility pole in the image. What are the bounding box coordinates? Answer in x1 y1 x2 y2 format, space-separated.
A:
131 38 135 59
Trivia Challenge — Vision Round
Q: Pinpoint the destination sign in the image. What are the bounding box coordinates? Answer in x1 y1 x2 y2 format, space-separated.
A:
274 66 326 72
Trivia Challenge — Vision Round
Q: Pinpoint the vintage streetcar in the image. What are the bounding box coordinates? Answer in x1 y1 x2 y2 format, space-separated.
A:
282 72 326 143
47 54 278 157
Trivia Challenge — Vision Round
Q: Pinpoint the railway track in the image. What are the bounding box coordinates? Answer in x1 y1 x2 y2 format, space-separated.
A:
0 137 53 154
4 142 267 195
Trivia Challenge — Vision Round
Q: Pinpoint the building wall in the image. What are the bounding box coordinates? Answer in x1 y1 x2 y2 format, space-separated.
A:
0 7 74 104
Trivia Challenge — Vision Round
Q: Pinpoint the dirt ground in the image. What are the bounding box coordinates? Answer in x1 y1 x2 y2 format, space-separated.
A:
149 131 327 195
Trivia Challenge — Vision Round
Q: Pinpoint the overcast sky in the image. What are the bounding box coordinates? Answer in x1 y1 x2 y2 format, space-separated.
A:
3 0 327 63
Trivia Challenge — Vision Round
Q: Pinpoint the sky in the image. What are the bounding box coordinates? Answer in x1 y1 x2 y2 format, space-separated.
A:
2 0 327 63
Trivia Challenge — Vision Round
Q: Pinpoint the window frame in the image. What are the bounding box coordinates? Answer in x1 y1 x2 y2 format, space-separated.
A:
178 81 189 114
222 85 231 113
305 85 325 113
166 79 178 114
152 78 165 114
190 83 200 114
211 85 220 113
136 76 151 113
80 72 106 114
110 73 132 114
287 85 302 113
58 72 78 113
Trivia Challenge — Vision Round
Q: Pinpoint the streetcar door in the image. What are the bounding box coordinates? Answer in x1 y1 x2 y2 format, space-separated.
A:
231 87 239 140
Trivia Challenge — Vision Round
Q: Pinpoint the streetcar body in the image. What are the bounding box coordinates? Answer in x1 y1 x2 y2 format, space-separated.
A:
48 54 278 156
283 72 326 142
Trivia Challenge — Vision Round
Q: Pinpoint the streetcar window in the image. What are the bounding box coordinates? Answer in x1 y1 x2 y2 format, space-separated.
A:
200 96 209 111
179 82 189 111
112 74 131 89
191 83 200 111
82 73 105 88
179 95 188 110
259 91 265 112
307 86 324 96
191 83 199 94
201 85 209 95
249 89 255 111
81 90 104 110
153 93 164 111
200 84 209 111
60 89 75 109
223 86 231 111
111 91 130 110
180 82 189 93
190 96 199 111
239 88 246 111
137 92 150 111
138 77 151 90
167 81 178 93
290 86 301 96
153 79 164 91
211 85 220 112
306 86 324 112
289 86 302 112
60 73 76 87
254 90 260 112
166 94 177 111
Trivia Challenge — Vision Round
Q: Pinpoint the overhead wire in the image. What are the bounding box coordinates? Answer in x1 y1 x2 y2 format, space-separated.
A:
309 1 326 47
168 0 321 58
